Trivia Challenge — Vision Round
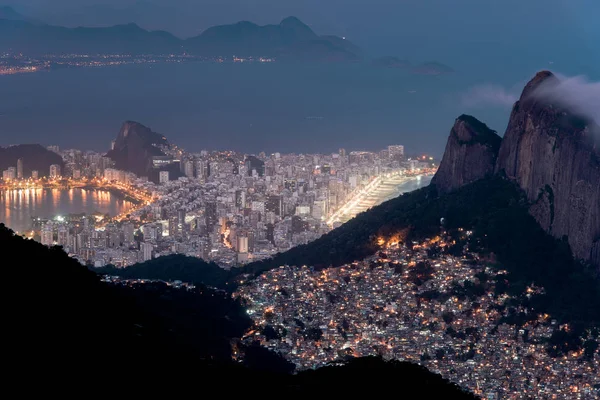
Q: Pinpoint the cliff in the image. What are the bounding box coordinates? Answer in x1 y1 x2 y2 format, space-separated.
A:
106 121 169 179
496 71 600 267
0 144 64 178
431 115 501 194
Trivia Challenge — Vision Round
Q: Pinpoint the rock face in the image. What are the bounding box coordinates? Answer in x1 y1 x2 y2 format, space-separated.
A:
106 121 169 179
495 71 600 267
433 71 600 267
432 115 502 194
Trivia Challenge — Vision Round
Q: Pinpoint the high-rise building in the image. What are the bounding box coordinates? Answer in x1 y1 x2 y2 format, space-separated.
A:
76 232 89 250
168 215 179 238
177 209 186 236
205 201 218 230
388 145 405 160
49 164 61 178
339 148 346 157
141 242 154 261
47 145 60 154
184 161 194 178
7 167 16 180
159 171 169 184
41 224 54 246
57 225 69 247
31 170 38 179
16 158 23 179
2 169 14 180
123 222 135 243
237 235 249 254
235 190 246 209
195 160 207 180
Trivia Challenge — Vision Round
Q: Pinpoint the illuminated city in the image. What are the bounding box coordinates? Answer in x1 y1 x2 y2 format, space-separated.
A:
0 53 275 75
1 143 436 268
236 233 600 399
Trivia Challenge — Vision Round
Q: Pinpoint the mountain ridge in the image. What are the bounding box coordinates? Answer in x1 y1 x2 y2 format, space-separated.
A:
0 5 42 24
0 15 361 61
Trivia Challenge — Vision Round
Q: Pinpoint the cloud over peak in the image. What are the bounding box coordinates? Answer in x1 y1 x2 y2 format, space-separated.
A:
460 84 519 108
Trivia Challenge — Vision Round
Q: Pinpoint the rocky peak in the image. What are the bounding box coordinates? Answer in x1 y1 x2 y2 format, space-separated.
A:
432 71 599 268
495 71 600 267
431 115 501 194
519 70 558 101
107 121 169 180
115 121 167 148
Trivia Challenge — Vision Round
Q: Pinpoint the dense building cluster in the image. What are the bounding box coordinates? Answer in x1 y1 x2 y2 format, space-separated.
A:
236 234 600 399
2 142 434 268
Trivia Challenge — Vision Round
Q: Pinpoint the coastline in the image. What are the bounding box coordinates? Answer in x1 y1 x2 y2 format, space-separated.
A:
328 173 434 225
0 184 144 205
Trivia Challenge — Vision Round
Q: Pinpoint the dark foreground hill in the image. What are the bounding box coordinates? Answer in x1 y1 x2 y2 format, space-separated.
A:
96 253 233 289
0 224 476 397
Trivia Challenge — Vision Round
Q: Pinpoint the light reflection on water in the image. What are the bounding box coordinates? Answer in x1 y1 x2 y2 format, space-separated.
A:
0 188 134 233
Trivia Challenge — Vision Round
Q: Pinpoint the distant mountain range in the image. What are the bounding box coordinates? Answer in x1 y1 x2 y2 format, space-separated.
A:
0 8 453 68
0 5 41 24
0 11 361 62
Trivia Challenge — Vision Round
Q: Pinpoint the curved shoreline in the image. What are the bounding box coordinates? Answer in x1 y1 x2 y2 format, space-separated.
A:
1 184 144 205
328 173 433 225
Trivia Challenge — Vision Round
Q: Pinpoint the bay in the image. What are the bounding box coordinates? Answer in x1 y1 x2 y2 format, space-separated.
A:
0 188 135 234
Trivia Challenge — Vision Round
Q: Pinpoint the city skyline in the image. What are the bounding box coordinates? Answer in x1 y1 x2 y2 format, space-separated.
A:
1 138 435 269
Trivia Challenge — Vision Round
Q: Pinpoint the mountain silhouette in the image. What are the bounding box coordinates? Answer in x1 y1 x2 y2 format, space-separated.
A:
0 15 361 61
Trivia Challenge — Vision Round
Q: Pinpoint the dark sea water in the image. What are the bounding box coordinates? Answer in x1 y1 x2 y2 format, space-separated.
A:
0 61 531 157
0 188 134 234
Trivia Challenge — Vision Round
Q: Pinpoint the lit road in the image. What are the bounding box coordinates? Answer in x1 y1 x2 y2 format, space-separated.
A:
327 173 433 226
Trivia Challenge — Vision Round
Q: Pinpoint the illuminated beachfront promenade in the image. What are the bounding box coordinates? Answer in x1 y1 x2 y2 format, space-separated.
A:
327 171 434 226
